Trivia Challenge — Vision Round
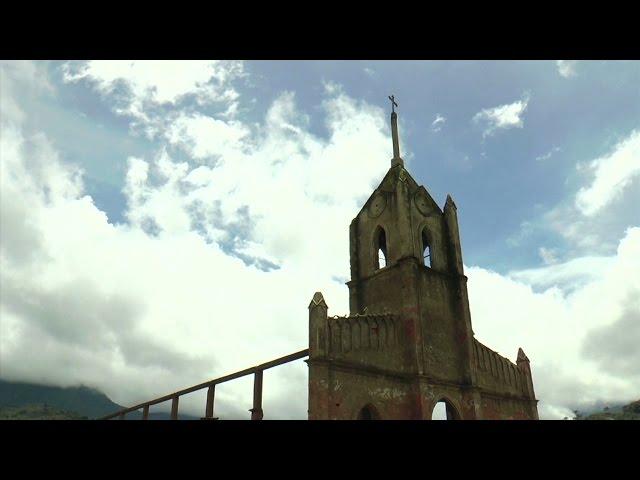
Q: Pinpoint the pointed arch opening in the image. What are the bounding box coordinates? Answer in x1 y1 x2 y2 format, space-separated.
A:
431 398 460 420
421 227 432 268
357 404 381 420
374 226 388 270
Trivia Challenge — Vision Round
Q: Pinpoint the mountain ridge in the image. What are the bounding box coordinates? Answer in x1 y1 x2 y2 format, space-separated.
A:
0 379 199 420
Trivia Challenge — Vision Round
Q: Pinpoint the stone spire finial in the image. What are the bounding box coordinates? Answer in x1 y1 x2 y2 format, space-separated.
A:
308 291 328 310
445 194 457 210
517 347 530 363
388 95 404 167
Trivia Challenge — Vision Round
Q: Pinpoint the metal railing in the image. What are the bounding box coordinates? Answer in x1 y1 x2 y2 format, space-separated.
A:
101 349 309 420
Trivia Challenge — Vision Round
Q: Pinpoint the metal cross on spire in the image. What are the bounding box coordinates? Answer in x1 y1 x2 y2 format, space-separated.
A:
388 95 398 114
388 95 402 164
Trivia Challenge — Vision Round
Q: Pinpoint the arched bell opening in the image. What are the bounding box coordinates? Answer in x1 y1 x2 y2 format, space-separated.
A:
421 227 432 268
373 226 388 270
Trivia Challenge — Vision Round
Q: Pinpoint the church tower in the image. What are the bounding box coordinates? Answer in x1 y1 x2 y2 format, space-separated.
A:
307 97 539 420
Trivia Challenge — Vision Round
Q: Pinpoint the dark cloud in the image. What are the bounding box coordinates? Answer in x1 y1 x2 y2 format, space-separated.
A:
581 292 640 379
533 363 591 410
1 272 211 379
118 331 210 373
1 276 138 348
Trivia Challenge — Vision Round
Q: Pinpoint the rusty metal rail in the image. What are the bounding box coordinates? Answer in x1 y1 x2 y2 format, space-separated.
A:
101 349 309 420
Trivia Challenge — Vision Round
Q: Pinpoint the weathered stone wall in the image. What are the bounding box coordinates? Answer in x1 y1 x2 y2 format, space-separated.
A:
417 266 467 382
418 381 464 419
479 394 538 420
308 364 421 420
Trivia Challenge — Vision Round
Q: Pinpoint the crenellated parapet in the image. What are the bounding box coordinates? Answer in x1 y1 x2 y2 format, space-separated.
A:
326 313 397 355
473 339 531 398
309 291 407 372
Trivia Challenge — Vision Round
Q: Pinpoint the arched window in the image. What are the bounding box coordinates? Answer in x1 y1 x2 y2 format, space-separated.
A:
421 228 432 268
357 404 381 420
374 227 388 270
431 399 460 420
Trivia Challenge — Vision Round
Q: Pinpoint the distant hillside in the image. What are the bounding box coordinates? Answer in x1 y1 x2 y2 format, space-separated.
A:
573 399 640 420
0 403 89 420
0 380 199 420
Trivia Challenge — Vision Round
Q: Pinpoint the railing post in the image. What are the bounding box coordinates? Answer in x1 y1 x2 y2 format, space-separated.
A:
250 370 263 420
202 384 218 420
171 396 179 420
142 405 149 420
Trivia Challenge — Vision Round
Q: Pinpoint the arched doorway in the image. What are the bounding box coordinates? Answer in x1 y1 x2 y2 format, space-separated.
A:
357 404 381 420
431 399 460 420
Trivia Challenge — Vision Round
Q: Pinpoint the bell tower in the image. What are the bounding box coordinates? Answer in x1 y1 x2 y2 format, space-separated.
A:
307 97 538 420
345 96 475 387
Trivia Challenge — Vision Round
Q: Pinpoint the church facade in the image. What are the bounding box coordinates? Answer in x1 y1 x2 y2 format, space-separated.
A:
307 101 539 420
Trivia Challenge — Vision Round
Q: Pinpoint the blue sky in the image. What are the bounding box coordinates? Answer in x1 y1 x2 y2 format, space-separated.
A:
1 60 639 419
27 60 640 270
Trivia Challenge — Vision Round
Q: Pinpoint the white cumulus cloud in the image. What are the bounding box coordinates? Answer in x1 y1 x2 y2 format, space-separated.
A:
431 114 446 132
538 246 559 265
575 129 640 216
62 60 244 137
535 146 561 162
470 227 640 418
556 60 578 78
473 94 530 137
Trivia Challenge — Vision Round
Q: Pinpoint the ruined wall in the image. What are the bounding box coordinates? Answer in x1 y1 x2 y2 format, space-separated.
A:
472 339 538 419
309 366 421 420
308 291 538 420
309 159 539 420
473 340 527 397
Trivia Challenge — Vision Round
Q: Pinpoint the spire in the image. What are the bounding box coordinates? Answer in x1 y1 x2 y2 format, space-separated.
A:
388 95 404 167
517 347 530 364
445 194 457 211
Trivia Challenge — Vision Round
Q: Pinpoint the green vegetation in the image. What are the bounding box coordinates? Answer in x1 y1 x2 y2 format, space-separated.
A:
0 403 88 420
571 399 640 420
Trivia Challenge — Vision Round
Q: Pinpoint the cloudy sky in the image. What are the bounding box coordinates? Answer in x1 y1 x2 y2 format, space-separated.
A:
1 60 638 420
